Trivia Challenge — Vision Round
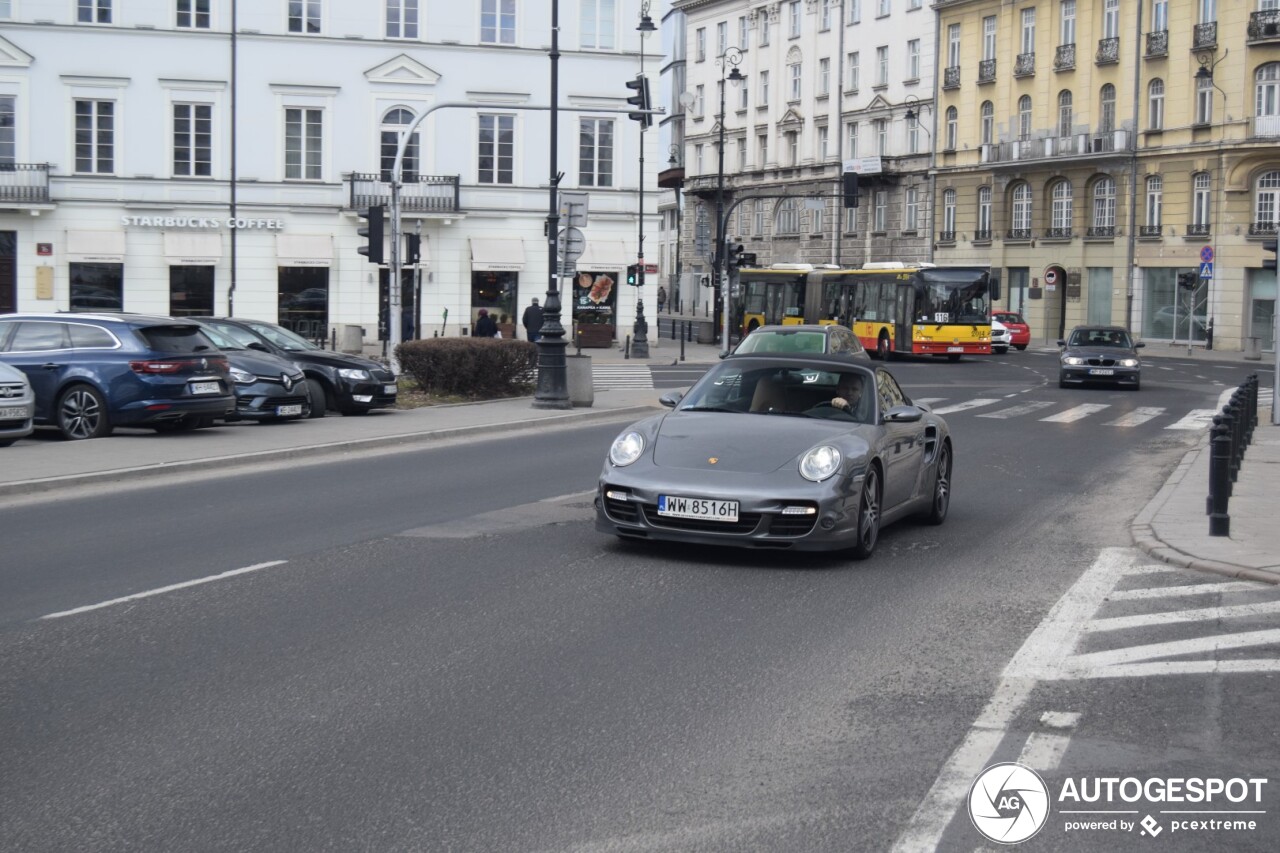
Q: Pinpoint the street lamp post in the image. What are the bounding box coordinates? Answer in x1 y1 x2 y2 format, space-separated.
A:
632 4 657 360
714 47 745 357
534 0 570 408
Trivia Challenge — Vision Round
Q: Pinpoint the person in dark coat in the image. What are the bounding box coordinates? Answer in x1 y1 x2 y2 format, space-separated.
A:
522 298 544 342
473 308 498 338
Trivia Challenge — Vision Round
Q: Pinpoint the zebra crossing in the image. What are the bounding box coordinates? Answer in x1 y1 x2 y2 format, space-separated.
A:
591 364 655 390
915 389 1273 430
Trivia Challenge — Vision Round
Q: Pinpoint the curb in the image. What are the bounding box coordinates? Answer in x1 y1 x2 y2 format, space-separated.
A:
0 405 657 500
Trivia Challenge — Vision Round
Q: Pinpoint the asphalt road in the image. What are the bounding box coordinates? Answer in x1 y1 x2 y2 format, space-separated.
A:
2 354 1276 851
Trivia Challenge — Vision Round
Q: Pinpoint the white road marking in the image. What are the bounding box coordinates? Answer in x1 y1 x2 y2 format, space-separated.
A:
1016 732 1072 772
977 401 1056 420
1040 710 1082 729
914 397 948 406
1165 409 1218 430
1067 661 1280 679
1108 581 1267 600
1105 407 1165 427
41 560 288 620
1064 629 1280 671
1040 404 1110 423
1085 600 1280 632
930 398 1001 415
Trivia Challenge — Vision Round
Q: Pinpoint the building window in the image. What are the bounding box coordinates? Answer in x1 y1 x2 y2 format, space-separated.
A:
877 0 890 17
1100 83 1116 133
581 0 615 49
284 107 322 180
1058 89 1074 137
78 0 112 24
981 101 994 144
1148 79 1165 130
754 199 765 235
75 100 114 174
758 133 768 164
948 24 961 69
874 118 887 155
1193 172 1211 227
1256 63 1280 118
717 21 727 56
288 0 321 34
849 0 861 25
0 0 12 18
386 0 419 38
812 205 825 235
789 62 802 101
978 185 993 234
1018 95 1032 141
1196 75 1213 124
0 96 14 165
907 40 921 80
70 263 124 312
579 118 613 187
820 0 833 31
1060 0 1075 46
943 188 957 234
739 16 749 50
785 130 798 166
873 190 887 232
848 52 860 90
789 1 801 38
758 72 768 107
1146 175 1163 227
817 125 829 160
1012 182 1032 231
818 58 830 96
695 28 706 61
1152 0 1168 33
169 266 215 318
846 121 859 158
177 0 211 29
381 108 421 182
1103 0 1119 39
1199 0 1216 25
173 103 212 178
1092 176 1116 229
1255 171 1280 228
477 114 513 184
1021 7 1036 55
876 46 889 87
695 84 705 117
905 187 919 231
1051 180 1073 231
907 114 919 154
776 198 799 234
760 14 770 45
481 0 516 45
945 106 958 150
740 80 749 111
983 16 997 61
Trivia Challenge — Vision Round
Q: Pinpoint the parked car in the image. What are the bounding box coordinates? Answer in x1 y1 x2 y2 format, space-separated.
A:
195 317 396 416
0 313 235 439
730 324 871 361
990 319 1011 354
194 323 312 422
992 311 1031 350
595 355 952 559
1058 325 1145 390
1152 306 1208 338
0 361 35 446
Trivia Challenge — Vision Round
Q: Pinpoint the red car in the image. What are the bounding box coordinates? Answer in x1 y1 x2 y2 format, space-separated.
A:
992 311 1031 350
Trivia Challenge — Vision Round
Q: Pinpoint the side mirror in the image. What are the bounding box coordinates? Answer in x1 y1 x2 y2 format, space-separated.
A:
884 405 923 423
1134 341 1146 349
248 341 271 353
1056 339 1066 347
658 390 685 408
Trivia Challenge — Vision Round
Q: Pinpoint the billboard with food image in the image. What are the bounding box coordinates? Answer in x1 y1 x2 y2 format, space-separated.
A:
573 271 617 322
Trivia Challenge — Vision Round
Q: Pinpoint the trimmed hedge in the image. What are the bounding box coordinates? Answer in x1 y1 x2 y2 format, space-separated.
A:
395 337 538 399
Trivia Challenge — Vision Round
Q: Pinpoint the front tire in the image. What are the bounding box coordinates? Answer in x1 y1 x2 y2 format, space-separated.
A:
1015 344 1027 351
849 466 881 560
56 384 112 440
306 379 329 418
925 443 951 525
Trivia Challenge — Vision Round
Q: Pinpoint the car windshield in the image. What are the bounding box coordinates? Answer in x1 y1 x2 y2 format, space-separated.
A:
242 321 320 352
994 312 1023 324
1071 329 1132 348
735 330 828 355
196 324 247 351
678 362 874 423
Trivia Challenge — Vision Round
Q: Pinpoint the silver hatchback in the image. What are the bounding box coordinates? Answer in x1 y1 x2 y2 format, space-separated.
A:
0 360 35 446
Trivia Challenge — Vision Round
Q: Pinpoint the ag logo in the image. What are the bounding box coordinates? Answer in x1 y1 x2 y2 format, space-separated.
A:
968 762 1051 844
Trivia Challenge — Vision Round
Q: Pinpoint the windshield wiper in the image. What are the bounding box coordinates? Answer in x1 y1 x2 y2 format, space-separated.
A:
679 405 740 413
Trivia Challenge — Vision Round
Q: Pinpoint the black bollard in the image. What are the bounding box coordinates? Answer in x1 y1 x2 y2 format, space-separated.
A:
625 334 631 359
1223 403 1239 485
680 328 686 362
1209 423 1232 536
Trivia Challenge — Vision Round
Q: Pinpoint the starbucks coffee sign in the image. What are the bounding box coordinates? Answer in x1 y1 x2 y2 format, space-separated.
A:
121 215 285 230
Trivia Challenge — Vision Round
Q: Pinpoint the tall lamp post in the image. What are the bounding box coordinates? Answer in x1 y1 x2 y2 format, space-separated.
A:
714 47 745 357
534 0 570 408
1195 50 1228 356
632 4 657 359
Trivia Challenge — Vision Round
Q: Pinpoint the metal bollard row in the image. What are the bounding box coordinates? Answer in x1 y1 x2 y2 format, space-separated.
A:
1207 373 1260 537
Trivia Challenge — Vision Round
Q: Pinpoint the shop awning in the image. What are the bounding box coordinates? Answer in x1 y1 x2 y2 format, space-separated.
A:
576 239 634 271
276 234 333 267
164 232 222 266
66 230 126 263
470 237 525 271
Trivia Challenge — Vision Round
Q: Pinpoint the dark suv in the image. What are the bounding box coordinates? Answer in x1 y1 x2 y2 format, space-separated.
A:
196 318 396 416
0 313 235 439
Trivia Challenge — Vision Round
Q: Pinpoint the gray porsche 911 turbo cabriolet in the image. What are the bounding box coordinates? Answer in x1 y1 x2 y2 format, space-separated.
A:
594 354 953 559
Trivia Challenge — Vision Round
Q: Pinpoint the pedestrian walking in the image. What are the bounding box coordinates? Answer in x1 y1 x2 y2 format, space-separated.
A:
657 286 667 314
473 308 498 338
522 298 544 342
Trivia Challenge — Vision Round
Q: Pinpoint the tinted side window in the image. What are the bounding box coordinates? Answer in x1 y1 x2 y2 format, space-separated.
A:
136 325 217 354
11 322 70 352
0 320 15 349
205 322 262 348
876 369 908 414
67 323 118 349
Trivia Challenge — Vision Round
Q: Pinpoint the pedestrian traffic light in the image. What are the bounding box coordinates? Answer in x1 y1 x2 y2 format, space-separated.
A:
357 205 384 265
404 233 421 265
843 171 860 208
738 251 757 268
626 264 639 286
626 74 652 127
1177 271 1197 290
1263 239 1278 272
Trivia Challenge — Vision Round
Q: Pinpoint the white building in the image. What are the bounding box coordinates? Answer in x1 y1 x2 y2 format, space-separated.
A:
0 0 664 348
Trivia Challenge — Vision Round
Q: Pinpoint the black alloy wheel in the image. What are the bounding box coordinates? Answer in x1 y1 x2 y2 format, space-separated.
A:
56 384 112 440
306 378 329 418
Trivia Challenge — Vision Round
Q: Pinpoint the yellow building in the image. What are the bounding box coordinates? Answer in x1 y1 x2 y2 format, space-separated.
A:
931 0 1278 354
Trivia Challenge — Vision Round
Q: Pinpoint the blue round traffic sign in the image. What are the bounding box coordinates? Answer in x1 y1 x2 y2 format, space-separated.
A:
1200 246 1214 263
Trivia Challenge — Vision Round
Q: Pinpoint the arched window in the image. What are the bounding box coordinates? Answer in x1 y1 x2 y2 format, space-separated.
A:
1148 79 1165 130
1146 175 1163 228
1050 180 1073 233
1057 90 1073 139
380 108 420 183
943 188 957 235
776 198 799 234
981 101 994 145
1256 63 1280 118
1092 176 1116 230
1011 182 1032 233
1018 95 1032 141
1100 84 1116 133
945 106 958 150
1254 171 1280 229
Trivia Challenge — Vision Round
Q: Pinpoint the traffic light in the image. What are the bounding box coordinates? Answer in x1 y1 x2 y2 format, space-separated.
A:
1177 271 1198 290
404 233 421 265
725 242 744 268
738 251 757 268
626 264 639 286
626 74 652 127
357 205 384 265
1263 239 1278 272
843 171 860 208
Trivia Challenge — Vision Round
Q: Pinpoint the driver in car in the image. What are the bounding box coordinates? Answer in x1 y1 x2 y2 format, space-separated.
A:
830 373 864 414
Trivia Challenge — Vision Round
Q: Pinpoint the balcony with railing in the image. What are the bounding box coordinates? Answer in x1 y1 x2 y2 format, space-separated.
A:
1139 225 1163 238
1253 114 1280 138
346 173 461 213
1045 227 1074 239
1193 21 1217 50
1146 30 1168 57
1006 228 1032 241
1248 222 1278 237
1096 37 1120 65
977 59 996 83
943 66 961 89
0 163 51 204
1186 224 1211 237
1014 52 1036 77
1249 11 1280 42
982 130 1131 165
973 229 992 242
1087 225 1117 238
937 231 956 243
1054 43 1075 71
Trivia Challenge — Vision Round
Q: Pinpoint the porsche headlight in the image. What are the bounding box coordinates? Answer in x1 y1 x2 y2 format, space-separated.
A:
609 431 645 466
799 445 842 482
1119 358 1140 368
1062 356 1086 365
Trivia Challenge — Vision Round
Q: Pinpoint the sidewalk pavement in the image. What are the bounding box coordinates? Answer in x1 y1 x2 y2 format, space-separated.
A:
3 323 1277 587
